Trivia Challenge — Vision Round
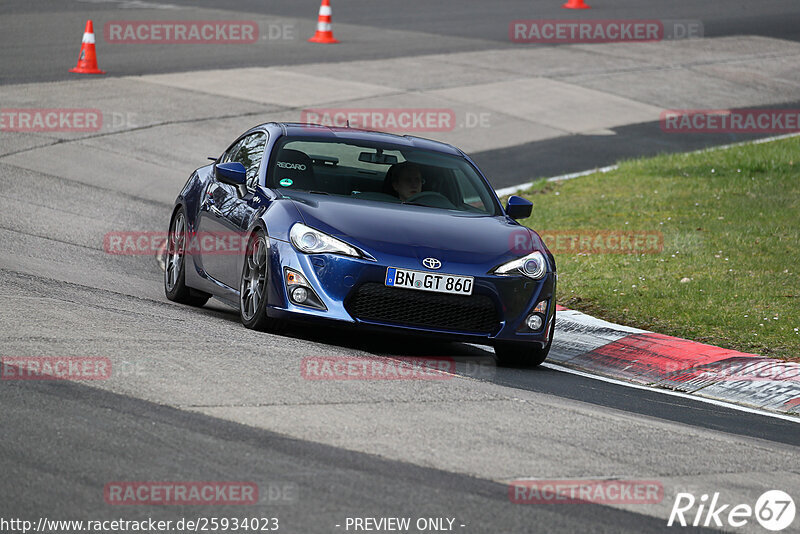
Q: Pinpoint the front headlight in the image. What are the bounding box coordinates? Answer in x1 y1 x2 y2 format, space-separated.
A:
290 223 359 257
493 251 547 279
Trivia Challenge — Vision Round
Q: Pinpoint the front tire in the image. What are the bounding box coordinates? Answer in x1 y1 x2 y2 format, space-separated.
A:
240 230 273 330
494 313 555 368
164 208 210 307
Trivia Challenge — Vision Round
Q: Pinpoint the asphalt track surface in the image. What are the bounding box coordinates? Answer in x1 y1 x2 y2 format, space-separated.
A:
1 1 800 533
3 0 800 84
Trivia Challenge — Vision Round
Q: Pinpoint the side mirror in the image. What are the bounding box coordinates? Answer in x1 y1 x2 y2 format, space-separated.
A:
505 195 532 220
215 162 247 186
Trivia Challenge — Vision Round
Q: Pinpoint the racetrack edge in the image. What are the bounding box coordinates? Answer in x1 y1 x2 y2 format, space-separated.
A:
551 305 800 417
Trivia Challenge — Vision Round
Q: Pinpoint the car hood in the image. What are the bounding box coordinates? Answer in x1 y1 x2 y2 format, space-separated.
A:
286 193 545 265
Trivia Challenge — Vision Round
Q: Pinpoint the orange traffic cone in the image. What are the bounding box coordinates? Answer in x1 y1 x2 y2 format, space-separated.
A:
308 0 339 44
562 0 591 8
70 20 106 74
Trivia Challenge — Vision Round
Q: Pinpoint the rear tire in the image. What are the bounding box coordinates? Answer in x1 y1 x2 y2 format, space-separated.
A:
494 313 555 368
164 207 210 307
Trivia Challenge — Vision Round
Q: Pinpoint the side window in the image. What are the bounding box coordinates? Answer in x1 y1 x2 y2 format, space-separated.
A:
453 168 489 211
231 132 267 189
221 139 243 164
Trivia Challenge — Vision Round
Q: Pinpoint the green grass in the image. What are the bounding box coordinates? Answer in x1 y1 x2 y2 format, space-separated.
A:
513 137 800 360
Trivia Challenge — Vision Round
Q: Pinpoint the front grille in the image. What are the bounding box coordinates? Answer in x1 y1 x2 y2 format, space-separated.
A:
347 283 499 334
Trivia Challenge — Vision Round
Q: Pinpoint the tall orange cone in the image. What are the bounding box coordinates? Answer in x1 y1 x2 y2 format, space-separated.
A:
308 0 339 44
562 0 591 8
70 20 106 74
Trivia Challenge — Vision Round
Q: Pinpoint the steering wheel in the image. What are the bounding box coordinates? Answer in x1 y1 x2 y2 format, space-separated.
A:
404 191 456 209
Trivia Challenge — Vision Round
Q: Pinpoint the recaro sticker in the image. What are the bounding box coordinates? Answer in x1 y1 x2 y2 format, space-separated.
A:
277 162 306 170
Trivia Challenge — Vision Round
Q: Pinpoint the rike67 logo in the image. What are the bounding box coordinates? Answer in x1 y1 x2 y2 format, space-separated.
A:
668 490 795 531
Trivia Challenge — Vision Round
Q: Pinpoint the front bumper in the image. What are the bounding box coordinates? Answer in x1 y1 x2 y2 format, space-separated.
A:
265 239 556 346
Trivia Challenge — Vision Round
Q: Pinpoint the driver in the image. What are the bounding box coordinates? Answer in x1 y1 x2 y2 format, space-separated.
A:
389 162 423 201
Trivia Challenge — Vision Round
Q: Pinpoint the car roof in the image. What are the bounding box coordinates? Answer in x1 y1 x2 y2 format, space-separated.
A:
252 122 465 157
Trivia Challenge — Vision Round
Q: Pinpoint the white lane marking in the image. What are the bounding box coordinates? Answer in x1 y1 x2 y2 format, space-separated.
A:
494 131 800 197
541 362 800 423
494 165 617 197
694 131 800 153
75 0 180 9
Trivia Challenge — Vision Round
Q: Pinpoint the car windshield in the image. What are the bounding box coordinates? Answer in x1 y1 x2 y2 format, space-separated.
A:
266 136 499 215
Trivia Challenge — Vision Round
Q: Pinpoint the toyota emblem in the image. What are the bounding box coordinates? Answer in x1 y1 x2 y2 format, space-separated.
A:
422 257 442 270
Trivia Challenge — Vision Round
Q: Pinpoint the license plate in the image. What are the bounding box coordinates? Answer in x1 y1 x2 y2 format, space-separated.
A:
385 267 473 296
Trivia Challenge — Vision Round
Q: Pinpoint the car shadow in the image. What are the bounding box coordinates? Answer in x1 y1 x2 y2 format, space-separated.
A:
188 297 556 385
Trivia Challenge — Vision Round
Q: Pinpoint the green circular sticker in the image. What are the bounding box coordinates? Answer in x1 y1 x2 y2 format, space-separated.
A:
279 178 293 187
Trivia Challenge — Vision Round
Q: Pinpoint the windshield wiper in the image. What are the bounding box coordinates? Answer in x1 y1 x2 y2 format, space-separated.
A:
308 190 330 195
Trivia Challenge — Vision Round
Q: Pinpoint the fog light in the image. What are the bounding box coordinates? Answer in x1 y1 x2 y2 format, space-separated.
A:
292 286 308 304
283 267 326 311
526 314 543 331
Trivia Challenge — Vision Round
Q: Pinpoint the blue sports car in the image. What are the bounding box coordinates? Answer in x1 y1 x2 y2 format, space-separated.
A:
165 123 556 367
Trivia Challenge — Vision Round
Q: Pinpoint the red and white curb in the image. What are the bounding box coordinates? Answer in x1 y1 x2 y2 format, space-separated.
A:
550 305 800 417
